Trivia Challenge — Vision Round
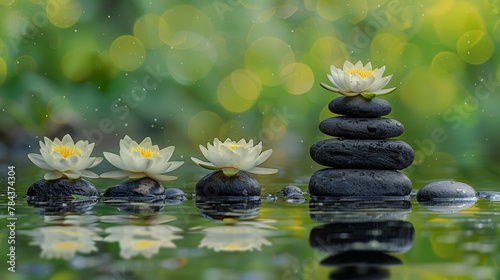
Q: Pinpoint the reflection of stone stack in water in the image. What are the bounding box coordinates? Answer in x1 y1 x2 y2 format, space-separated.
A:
309 96 414 198
309 199 414 280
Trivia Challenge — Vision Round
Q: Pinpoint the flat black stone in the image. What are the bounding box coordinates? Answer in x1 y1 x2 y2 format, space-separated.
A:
329 267 389 280
26 178 99 197
329 96 391 117
102 178 166 199
195 171 261 197
309 168 412 197
319 117 404 139
416 181 477 202
310 139 414 170
310 221 414 253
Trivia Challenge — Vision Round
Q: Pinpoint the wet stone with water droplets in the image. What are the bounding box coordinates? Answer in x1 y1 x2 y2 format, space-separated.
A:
416 181 477 202
320 117 404 139
329 95 392 117
102 177 166 200
195 170 261 197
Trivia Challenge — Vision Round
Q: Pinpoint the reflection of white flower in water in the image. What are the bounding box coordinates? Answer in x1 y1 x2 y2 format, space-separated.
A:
104 225 182 259
198 222 275 252
100 135 184 181
320 60 396 99
27 134 103 180
191 138 278 176
24 226 102 260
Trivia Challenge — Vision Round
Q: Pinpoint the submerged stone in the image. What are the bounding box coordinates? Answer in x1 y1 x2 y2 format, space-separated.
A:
195 196 261 220
310 221 414 253
320 251 402 267
102 178 166 200
279 185 305 203
319 117 404 139
309 168 412 197
164 188 187 200
329 96 392 117
26 178 99 198
195 171 261 197
416 181 477 202
310 139 414 170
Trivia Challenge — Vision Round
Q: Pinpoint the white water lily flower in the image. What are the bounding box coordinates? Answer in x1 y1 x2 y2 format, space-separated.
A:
100 136 184 181
191 138 278 177
320 60 396 99
27 134 103 180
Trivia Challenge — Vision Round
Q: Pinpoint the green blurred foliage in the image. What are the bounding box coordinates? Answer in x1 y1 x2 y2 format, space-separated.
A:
1 0 500 180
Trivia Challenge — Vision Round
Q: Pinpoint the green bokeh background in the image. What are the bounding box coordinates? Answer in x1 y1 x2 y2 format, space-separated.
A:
1 0 500 185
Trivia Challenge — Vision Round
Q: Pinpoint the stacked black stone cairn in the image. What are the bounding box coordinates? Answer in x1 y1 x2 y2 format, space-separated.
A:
309 95 414 198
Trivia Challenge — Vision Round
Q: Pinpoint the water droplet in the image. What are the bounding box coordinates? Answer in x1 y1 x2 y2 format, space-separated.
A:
124 123 128 127
367 124 377 132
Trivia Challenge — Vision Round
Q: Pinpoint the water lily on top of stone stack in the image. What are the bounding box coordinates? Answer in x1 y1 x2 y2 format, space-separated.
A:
191 138 278 177
100 135 184 181
320 60 396 99
27 134 103 180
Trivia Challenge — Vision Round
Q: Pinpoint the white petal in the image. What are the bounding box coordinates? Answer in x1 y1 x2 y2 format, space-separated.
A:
139 137 153 147
320 83 341 93
163 161 184 173
255 149 273 165
27 153 52 170
327 73 344 91
246 167 279 175
88 157 103 169
342 68 352 91
123 135 133 144
147 173 178 181
354 60 363 69
44 170 63 180
364 62 372 71
103 152 127 170
343 60 354 70
200 145 210 160
191 157 221 170
63 170 82 180
100 170 130 179
350 74 365 92
372 87 397 95
159 146 175 162
80 170 100 178
61 134 74 145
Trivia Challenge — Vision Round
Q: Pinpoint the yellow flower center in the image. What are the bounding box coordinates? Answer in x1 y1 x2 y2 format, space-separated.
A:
53 241 82 250
52 145 82 158
131 146 159 158
346 68 375 79
227 143 242 150
133 239 160 250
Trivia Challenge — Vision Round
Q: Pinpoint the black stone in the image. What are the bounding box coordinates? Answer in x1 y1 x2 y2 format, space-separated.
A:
309 168 412 197
26 178 99 198
416 181 477 202
309 199 411 223
329 267 390 280
310 139 414 170
329 96 391 117
279 185 305 202
320 251 402 267
164 188 186 200
195 171 261 197
310 221 414 253
102 178 166 200
319 117 404 139
195 196 261 220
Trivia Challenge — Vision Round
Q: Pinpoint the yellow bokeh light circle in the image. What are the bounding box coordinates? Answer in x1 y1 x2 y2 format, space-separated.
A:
0 57 6 85
400 67 458 115
456 30 494 65
280 63 314 95
109 35 146 71
309 37 349 72
46 0 82 28
188 111 223 146
370 33 402 65
159 5 213 50
217 74 258 113
14 55 37 74
431 51 465 73
133 14 162 49
167 37 216 83
385 42 422 73
433 1 485 48
316 0 348 21
244 36 295 87
47 96 74 124
231 69 261 100
61 49 94 81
